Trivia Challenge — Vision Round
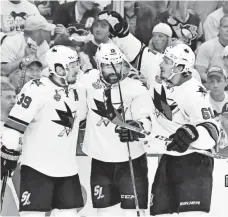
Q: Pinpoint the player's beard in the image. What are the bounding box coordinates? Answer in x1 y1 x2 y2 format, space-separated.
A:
104 73 121 84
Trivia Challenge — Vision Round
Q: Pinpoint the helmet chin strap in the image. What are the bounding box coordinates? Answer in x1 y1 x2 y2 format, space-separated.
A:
166 63 185 81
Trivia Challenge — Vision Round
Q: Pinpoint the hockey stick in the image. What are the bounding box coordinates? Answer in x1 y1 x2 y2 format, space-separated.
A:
1 171 8 212
110 62 140 217
105 108 228 162
152 134 228 162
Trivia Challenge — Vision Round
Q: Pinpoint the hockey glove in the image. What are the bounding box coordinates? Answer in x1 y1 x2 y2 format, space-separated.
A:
166 124 199 153
98 10 129 38
115 120 145 143
1 146 21 179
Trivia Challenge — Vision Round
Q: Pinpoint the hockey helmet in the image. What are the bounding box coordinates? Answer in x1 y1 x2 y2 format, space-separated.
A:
163 43 195 79
45 45 80 84
95 43 125 84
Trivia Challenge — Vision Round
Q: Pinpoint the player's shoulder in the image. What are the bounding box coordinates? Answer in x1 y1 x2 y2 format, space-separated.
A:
186 78 208 100
21 77 48 94
123 77 148 95
78 69 100 88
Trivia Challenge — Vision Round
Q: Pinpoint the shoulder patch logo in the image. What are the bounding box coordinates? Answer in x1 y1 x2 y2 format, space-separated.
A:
197 85 207 97
30 79 44 87
92 79 102 89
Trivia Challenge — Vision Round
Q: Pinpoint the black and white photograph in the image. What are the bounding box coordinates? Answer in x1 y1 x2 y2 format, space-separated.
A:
0 0 228 216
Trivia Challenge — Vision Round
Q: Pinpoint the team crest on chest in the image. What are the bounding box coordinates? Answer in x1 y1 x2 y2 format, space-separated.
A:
153 86 177 121
52 102 76 137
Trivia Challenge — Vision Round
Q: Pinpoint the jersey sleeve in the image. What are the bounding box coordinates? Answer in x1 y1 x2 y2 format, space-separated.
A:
4 80 45 134
130 80 153 132
181 86 219 150
113 33 160 88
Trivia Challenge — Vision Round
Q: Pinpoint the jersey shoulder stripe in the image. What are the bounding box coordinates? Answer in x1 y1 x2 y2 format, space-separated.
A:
4 115 29 134
197 122 219 144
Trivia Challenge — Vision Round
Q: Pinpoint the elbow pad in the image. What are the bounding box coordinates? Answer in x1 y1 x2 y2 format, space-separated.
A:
191 122 219 150
2 128 22 151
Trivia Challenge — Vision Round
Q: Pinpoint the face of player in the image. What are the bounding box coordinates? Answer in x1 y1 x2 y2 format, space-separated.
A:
101 63 122 84
207 75 227 96
93 20 110 43
1 90 16 115
152 33 169 53
219 17 228 42
160 56 183 85
66 60 81 84
79 1 94 10
26 64 42 82
160 56 174 79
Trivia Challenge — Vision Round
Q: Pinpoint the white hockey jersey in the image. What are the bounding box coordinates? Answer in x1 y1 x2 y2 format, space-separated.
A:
114 34 219 155
4 77 87 177
79 69 152 162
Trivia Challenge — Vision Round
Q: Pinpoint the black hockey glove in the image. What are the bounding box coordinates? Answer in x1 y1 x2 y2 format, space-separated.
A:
115 120 145 143
166 124 199 153
1 146 21 179
98 10 129 38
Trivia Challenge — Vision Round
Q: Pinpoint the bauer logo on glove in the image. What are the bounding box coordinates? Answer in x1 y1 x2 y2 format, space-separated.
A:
166 124 199 153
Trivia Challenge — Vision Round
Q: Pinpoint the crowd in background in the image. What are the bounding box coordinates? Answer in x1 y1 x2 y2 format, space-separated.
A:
1 0 228 153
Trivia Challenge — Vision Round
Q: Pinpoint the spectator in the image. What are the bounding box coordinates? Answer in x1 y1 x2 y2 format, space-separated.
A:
34 0 60 22
148 22 172 54
158 0 203 52
1 14 56 76
0 0 40 35
188 1 222 24
106 1 157 46
9 60 42 93
144 1 168 14
207 66 228 152
80 17 111 70
52 1 100 46
203 1 228 41
0 81 16 123
195 15 228 88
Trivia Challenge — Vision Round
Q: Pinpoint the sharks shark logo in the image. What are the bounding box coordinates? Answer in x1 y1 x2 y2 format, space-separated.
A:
153 86 177 121
92 88 125 127
197 86 208 98
92 99 124 126
52 102 76 136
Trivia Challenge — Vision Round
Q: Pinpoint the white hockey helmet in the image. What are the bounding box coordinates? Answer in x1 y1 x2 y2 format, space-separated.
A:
45 45 80 83
95 43 125 84
163 43 195 79
96 43 124 67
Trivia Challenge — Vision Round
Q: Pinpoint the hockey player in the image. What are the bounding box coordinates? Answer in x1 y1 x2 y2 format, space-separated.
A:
1 45 87 217
78 42 152 216
99 11 220 216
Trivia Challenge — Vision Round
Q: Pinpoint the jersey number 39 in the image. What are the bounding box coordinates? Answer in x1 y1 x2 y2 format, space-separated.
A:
17 93 32 109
